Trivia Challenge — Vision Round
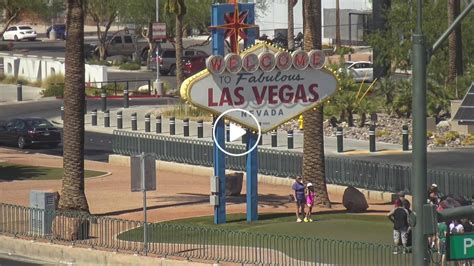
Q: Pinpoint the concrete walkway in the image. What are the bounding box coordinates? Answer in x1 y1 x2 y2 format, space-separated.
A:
0 84 44 104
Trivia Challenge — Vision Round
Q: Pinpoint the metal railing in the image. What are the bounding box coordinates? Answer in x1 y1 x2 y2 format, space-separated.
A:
112 131 474 198
0 203 411 265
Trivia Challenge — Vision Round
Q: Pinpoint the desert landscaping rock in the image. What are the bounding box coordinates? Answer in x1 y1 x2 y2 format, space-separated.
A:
342 186 369 213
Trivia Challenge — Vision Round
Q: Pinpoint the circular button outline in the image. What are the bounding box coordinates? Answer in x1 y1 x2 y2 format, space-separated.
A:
212 108 262 157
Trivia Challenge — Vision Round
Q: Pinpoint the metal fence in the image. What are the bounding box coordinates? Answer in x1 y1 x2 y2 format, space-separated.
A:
0 203 411 265
112 131 474 198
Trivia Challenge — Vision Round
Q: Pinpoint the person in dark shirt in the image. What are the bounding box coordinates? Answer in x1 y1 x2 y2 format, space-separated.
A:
461 218 473 232
387 199 410 254
292 176 306 223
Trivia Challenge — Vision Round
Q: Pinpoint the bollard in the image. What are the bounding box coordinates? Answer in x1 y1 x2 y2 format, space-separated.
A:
155 115 162 133
271 130 277 147
183 118 189 137
225 122 230 142
145 114 151 132
337 127 344 153
61 106 64 120
169 117 175 135
287 130 294 149
100 90 107 112
123 89 129 108
104 110 110 127
402 125 409 151
117 111 123 129
91 109 97 126
197 120 204 138
16 83 22 101
211 121 214 140
131 113 137 131
369 125 376 152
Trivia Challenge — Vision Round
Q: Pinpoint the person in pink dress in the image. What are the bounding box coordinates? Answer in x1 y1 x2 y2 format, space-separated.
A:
304 183 316 222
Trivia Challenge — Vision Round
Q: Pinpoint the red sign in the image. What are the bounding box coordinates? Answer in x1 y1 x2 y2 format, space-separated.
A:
152 22 167 41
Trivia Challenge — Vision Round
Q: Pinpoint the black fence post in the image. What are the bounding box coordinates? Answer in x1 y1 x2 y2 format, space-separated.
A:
104 110 110 127
100 89 107 112
156 115 162 133
197 119 203 138
337 127 344 153
16 83 22 101
169 117 175 135
271 130 277 147
369 125 376 152
183 118 189 137
131 113 137 131
91 109 97 126
287 130 294 149
114 81 117 96
145 114 151 132
123 89 129 108
117 111 123 129
402 125 409 151
225 122 230 142
61 106 64 120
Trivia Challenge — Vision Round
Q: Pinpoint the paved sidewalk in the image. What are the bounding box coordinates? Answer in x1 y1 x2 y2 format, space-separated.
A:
50 105 404 156
0 84 43 104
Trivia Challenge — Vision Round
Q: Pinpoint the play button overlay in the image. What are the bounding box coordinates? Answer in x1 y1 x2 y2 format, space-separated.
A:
212 108 262 157
229 123 246 142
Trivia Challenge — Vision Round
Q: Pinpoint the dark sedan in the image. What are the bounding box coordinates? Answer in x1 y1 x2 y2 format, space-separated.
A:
0 118 61 149
46 24 66 40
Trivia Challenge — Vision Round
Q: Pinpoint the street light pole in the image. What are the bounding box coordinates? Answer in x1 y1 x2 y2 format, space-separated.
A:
155 0 163 95
411 0 428 264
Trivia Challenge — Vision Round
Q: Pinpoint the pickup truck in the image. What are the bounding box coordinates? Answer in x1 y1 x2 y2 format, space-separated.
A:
87 33 149 60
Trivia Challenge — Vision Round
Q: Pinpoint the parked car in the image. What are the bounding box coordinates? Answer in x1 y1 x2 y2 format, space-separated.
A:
149 48 208 76
0 118 61 149
2 25 37 41
183 55 207 77
89 32 148 59
46 24 66 40
340 61 374 82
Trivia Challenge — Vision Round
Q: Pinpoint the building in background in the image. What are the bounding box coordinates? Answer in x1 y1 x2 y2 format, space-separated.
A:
255 0 372 45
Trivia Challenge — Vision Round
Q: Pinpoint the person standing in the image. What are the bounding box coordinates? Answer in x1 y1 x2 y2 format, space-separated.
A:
292 176 306 223
304 183 315 222
387 199 410 254
438 221 448 266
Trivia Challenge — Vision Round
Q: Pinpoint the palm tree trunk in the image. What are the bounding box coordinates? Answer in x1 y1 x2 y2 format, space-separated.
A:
59 0 89 213
175 14 184 87
335 0 341 49
302 0 331 208
447 0 463 83
287 0 295 50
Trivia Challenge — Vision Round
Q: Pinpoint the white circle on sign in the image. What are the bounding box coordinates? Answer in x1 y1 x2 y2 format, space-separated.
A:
206 55 225 74
225 53 242 74
308 49 326 69
242 53 259 73
275 51 292 71
292 50 309 70
258 52 276 72
212 108 262 157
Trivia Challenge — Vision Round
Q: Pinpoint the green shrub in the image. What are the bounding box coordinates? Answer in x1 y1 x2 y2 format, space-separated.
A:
376 129 390 138
119 62 141 70
336 46 355 56
86 59 111 66
41 74 64 89
0 75 29 85
444 131 460 142
433 136 446 146
427 131 434 139
41 83 64 97
461 134 474 146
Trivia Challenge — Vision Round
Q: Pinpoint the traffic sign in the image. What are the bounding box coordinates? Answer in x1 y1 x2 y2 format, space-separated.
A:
152 22 167 41
447 233 474 261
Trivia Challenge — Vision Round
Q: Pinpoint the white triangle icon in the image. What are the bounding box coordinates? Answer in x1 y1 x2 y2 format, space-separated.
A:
229 123 246 142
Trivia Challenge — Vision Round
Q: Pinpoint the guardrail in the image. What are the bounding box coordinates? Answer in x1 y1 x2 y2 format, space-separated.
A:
0 203 410 265
112 130 474 198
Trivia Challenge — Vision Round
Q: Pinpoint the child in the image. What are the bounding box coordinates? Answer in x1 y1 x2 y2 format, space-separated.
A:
304 183 315 222
291 176 306 222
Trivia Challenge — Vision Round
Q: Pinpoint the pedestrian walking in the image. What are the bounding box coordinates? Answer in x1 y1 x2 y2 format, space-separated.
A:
304 183 315 222
292 176 306 223
387 199 410 254
437 221 448 266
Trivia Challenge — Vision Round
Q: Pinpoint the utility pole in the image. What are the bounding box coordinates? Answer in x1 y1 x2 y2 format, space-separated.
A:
411 1 473 265
155 0 163 95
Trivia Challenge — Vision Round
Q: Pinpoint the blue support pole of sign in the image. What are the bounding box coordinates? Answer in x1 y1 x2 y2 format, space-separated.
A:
241 3 256 49
211 4 228 225
246 132 258 222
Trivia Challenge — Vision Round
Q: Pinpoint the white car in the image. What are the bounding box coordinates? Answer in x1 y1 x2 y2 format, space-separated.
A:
342 61 374 82
2 25 37 41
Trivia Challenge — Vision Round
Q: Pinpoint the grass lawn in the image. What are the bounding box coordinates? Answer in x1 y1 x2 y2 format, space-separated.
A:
118 213 410 265
0 162 106 181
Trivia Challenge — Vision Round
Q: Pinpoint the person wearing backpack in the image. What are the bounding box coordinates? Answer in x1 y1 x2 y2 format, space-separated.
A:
387 199 410 254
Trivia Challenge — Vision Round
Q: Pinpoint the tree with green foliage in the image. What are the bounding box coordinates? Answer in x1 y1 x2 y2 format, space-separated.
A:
0 0 42 37
165 0 186 87
87 0 119 60
37 0 66 25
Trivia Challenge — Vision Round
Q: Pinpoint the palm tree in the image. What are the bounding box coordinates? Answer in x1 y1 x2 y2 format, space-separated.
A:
302 0 331 208
447 0 463 84
165 0 186 87
59 0 89 212
287 0 295 50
